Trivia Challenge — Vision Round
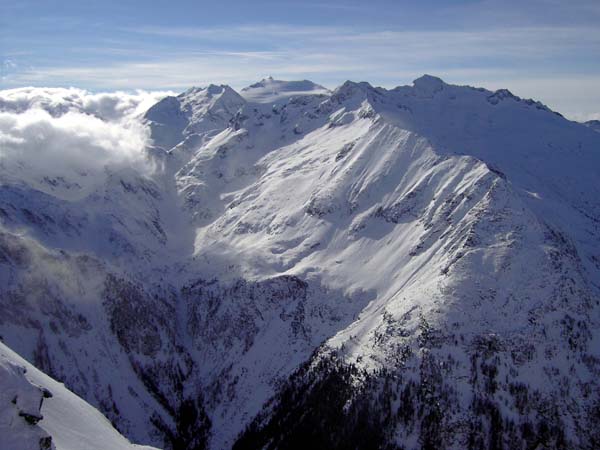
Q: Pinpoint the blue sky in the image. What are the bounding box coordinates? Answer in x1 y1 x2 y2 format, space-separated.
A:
1 0 599 120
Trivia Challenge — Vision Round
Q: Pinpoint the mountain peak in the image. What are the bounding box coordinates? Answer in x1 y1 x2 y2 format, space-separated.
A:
240 78 329 103
412 74 445 95
330 80 376 104
181 84 239 99
584 119 600 132
333 80 376 96
206 84 227 95
145 83 244 150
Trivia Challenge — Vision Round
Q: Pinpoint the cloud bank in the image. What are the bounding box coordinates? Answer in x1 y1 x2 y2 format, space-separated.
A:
0 88 172 199
0 87 172 121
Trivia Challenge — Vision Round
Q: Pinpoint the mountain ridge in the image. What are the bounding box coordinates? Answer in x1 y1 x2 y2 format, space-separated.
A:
1 75 599 449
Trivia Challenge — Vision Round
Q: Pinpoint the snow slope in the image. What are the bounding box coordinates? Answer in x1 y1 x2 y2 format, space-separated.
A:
0 340 159 450
1 75 600 449
145 85 245 151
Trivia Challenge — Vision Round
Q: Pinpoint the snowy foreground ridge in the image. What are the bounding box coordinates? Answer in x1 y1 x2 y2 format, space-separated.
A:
0 341 158 450
1 75 599 449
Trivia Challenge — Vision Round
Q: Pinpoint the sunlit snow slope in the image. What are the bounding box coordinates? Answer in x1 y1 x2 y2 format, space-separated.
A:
0 340 159 450
1 76 600 449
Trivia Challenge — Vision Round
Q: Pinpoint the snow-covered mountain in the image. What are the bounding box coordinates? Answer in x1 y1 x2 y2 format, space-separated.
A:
1 76 599 449
240 77 330 104
585 119 600 132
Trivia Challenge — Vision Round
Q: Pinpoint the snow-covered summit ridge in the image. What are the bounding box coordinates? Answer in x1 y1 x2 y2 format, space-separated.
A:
584 119 600 132
143 74 573 154
143 83 245 150
411 73 445 95
240 76 330 103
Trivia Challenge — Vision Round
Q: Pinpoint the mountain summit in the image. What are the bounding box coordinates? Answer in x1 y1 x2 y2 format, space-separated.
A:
1 76 599 450
240 77 330 103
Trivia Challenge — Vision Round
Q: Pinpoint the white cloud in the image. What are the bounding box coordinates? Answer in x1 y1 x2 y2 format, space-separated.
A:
0 87 173 121
0 88 173 199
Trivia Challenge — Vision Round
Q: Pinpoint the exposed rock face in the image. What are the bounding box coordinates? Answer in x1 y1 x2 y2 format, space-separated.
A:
1 76 600 449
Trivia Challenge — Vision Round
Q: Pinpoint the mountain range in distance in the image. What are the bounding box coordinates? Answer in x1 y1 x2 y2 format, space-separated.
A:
1 75 599 450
